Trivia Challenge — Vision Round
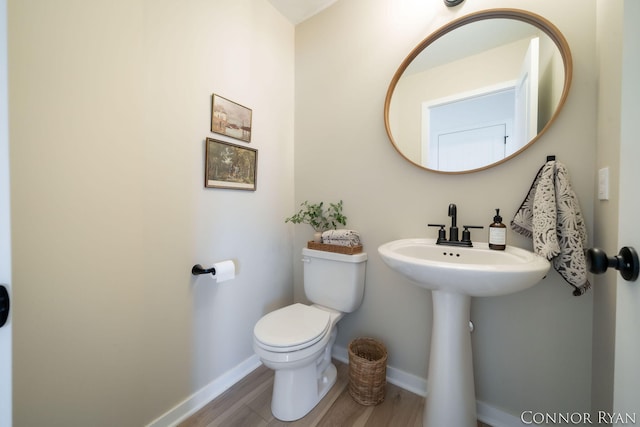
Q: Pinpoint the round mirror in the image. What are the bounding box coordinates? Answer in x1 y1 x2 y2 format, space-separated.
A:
384 9 572 174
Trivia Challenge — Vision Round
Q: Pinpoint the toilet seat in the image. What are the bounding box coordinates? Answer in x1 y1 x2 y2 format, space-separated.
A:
254 303 331 352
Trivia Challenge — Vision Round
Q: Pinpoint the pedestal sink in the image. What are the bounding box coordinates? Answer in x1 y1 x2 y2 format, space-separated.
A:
378 238 550 427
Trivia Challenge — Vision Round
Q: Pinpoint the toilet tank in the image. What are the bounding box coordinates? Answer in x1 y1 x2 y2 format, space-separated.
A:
302 248 367 313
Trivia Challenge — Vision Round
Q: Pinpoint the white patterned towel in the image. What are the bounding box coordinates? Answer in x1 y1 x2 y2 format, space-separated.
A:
511 161 590 295
322 229 361 247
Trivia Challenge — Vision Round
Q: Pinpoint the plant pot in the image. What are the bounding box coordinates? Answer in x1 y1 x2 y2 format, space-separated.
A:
313 231 322 243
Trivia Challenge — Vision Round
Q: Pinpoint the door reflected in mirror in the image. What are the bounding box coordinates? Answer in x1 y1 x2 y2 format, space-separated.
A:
384 9 572 174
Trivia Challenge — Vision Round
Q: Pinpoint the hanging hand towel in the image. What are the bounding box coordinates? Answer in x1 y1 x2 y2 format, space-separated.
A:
511 160 590 295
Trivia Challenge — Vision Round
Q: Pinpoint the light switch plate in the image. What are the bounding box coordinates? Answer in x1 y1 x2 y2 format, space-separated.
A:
598 167 609 200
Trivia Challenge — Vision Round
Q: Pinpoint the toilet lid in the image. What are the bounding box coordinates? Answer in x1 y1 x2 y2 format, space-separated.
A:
254 303 331 351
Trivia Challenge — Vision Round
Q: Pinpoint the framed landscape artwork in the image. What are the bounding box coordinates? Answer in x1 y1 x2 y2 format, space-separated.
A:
205 138 257 191
211 94 252 142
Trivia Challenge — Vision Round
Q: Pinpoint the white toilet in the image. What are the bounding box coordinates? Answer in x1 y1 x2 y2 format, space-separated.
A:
253 247 367 421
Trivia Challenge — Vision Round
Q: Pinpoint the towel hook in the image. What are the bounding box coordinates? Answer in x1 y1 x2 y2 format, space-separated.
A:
585 247 639 282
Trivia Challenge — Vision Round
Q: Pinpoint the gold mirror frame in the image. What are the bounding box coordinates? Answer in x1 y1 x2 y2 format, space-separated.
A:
384 8 573 174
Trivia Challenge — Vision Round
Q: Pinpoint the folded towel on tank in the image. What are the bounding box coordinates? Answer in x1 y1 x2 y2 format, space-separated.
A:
322 229 361 246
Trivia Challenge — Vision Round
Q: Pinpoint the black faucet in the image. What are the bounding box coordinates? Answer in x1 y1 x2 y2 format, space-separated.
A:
448 203 459 242
428 203 483 247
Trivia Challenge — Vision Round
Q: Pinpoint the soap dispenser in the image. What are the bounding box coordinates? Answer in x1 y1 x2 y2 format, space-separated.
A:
489 209 506 250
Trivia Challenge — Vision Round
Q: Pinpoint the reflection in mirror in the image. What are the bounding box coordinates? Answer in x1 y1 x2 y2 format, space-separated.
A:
384 9 572 174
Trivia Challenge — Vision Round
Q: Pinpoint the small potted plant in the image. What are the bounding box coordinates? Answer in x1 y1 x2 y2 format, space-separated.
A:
285 200 347 242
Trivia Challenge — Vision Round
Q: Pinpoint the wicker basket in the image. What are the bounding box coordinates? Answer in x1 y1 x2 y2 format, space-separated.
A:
307 241 363 255
348 337 387 406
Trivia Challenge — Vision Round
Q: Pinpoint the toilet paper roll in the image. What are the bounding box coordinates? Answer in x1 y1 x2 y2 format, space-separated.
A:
213 260 235 283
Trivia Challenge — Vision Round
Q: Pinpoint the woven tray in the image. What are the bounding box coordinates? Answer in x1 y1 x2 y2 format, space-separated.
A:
348 337 387 406
307 241 363 254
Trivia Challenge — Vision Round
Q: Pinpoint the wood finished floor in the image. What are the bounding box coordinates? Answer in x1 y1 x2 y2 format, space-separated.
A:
179 360 492 427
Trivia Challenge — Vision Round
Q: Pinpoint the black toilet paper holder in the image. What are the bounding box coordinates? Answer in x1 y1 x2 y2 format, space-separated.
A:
191 264 216 276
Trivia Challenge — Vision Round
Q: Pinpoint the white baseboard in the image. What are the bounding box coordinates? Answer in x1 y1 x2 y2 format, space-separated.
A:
146 354 262 427
333 345 521 427
476 400 523 427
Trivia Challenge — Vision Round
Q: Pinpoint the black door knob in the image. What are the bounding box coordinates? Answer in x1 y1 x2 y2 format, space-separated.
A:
585 247 639 282
0 285 9 328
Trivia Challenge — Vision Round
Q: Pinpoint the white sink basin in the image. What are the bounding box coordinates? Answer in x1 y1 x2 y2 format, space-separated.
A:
378 237 550 427
378 238 550 297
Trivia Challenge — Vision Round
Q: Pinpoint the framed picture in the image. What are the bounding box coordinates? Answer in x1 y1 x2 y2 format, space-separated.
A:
211 94 252 142
205 138 257 191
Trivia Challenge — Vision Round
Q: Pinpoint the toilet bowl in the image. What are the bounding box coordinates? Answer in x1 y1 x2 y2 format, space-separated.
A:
253 303 343 421
253 248 367 421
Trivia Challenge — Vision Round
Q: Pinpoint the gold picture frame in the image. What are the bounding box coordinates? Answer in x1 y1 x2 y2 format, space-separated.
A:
205 138 257 191
211 94 252 142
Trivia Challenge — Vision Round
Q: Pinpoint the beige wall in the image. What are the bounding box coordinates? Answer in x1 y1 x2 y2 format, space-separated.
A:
295 0 596 418
8 0 294 425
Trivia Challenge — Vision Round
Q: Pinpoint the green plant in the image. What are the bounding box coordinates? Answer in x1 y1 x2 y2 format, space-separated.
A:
285 200 347 232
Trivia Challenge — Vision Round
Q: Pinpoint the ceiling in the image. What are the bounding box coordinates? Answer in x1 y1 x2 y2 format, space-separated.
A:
268 0 339 25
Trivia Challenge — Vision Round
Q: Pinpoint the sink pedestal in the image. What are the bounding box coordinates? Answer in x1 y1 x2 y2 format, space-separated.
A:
378 238 551 426
425 290 476 427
